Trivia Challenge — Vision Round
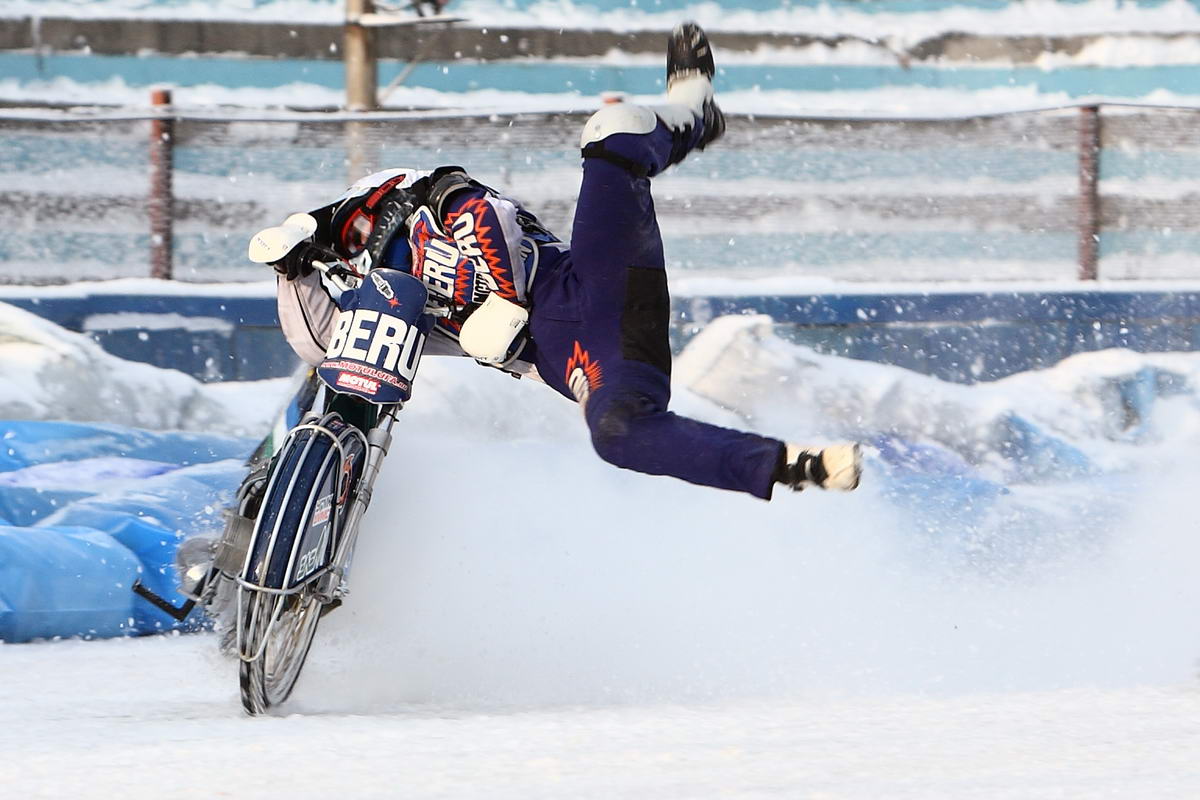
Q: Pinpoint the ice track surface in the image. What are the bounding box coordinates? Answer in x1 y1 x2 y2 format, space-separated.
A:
4 634 1200 798
5 356 1200 796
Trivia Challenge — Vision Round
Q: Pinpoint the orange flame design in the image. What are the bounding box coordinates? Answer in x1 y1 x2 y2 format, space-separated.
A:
564 341 604 393
447 195 517 300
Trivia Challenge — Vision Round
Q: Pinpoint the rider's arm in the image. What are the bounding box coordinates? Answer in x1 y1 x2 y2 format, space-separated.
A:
276 269 340 366
440 187 529 304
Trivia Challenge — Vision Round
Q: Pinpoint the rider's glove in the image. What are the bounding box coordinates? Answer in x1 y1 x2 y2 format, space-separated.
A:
271 242 326 281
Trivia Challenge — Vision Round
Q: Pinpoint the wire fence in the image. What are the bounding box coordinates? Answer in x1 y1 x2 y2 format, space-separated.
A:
3 102 1199 285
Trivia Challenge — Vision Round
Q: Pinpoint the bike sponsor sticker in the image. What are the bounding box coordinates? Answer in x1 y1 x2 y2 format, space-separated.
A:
294 543 323 582
370 270 395 301
324 308 425 384
311 494 333 527
336 371 380 395
324 359 407 391
338 454 356 505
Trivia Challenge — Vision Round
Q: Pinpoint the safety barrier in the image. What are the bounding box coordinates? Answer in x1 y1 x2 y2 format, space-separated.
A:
0 421 252 642
4 283 1200 383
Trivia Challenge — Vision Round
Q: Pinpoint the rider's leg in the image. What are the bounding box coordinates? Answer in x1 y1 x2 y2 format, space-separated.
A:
543 25 785 500
534 23 861 499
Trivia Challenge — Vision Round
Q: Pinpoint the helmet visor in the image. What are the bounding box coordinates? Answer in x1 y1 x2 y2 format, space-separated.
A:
339 208 375 257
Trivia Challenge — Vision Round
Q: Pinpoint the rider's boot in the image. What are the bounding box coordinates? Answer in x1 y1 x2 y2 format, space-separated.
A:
777 443 863 492
665 21 725 151
579 21 724 177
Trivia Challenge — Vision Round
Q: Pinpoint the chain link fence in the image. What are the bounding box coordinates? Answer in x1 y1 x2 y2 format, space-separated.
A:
2 103 1198 285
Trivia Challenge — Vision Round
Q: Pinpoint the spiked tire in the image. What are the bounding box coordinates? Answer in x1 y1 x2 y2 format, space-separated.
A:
238 591 323 715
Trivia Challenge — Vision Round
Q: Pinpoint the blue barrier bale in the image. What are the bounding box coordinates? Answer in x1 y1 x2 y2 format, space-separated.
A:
0 420 252 472
0 525 140 643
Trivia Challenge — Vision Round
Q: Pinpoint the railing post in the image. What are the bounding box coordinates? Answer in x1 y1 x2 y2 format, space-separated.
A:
345 0 377 111
1077 104 1101 281
149 88 174 280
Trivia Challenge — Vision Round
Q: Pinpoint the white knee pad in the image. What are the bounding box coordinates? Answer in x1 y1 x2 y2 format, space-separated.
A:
580 103 658 148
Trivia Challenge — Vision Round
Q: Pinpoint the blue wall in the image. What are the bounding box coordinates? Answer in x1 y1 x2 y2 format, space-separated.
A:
2 293 299 382
679 289 1200 382
5 286 1200 384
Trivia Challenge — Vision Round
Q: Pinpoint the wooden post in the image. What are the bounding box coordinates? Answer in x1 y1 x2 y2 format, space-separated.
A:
345 0 377 111
148 88 174 280
1077 105 1101 281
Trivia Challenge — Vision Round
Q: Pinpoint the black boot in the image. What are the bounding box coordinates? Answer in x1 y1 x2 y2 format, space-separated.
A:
776 443 863 492
666 22 725 149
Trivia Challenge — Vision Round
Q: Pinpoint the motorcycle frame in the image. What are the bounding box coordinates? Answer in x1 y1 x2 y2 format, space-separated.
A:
233 258 418 665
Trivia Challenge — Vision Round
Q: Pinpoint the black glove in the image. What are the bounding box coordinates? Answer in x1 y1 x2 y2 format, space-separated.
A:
271 242 325 281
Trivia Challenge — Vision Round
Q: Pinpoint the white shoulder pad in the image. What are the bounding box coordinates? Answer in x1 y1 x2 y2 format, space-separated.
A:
459 293 529 364
580 104 658 148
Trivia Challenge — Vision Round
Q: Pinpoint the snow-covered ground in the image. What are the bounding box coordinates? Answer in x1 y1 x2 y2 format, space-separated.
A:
5 635 1200 798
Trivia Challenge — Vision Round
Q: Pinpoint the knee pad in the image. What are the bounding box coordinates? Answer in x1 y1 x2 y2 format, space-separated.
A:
588 390 657 468
579 103 658 148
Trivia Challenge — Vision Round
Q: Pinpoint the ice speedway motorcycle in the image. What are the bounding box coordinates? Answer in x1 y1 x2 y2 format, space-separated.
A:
136 213 435 714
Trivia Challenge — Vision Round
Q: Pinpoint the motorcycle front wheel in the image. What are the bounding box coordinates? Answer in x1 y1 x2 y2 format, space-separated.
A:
238 591 323 715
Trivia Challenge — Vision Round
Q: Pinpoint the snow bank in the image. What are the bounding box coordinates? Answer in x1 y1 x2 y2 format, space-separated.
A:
0 301 288 436
290 317 1200 707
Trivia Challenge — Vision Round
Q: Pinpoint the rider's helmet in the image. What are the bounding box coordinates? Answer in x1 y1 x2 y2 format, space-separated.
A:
327 169 415 260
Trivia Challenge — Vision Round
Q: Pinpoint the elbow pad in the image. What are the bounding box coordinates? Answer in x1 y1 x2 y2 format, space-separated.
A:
458 293 529 364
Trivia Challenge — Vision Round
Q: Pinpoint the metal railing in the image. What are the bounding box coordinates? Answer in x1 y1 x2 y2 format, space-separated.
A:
3 98 1199 284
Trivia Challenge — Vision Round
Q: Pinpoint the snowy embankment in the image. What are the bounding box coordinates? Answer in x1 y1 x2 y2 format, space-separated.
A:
0 302 289 640
2 300 1200 796
2 297 1198 657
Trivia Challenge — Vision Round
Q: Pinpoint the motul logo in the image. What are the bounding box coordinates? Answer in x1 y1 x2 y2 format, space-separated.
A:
325 309 425 382
336 372 379 395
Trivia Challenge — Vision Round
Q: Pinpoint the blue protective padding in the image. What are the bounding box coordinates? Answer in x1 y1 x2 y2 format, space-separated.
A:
0 486 95 528
1107 364 1192 442
871 434 1008 531
18 460 250 637
107 515 203 634
41 460 247 544
993 413 1095 480
0 525 140 643
0 420 254 473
